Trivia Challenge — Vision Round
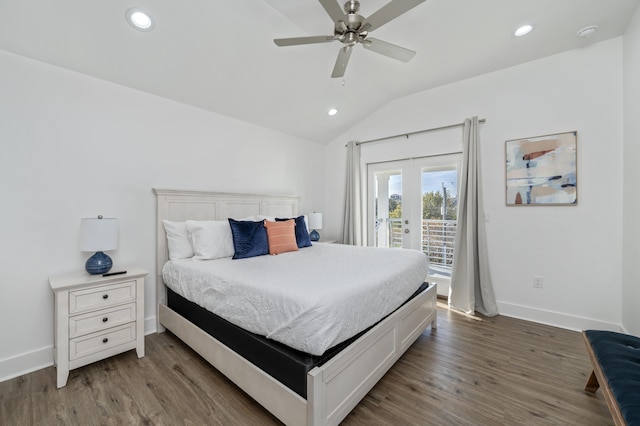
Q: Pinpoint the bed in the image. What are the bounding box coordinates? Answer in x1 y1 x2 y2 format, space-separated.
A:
154 188 437 426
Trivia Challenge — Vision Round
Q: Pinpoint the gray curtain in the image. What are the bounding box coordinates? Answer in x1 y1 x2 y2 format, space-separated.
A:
449 117 498 316
341 141 363 245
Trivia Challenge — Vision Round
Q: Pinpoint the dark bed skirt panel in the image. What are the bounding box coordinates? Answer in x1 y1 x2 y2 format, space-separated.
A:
166 282 429 399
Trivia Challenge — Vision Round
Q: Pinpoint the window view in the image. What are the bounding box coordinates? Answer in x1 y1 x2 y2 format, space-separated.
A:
421 168 457 282
369 157 459 296
373 170 403 248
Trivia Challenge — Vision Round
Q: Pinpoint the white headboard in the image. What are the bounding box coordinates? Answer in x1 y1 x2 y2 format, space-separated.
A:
153 188 299 323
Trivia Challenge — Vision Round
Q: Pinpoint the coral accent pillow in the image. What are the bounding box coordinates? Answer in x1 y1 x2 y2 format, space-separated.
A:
276 215 312 248
264 220 299 255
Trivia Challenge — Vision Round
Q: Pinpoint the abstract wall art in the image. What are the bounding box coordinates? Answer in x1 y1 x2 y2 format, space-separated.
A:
505 131 577 206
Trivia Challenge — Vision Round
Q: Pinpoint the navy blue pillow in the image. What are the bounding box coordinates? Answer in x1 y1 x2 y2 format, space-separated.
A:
276 215 312 248
228 219 269 259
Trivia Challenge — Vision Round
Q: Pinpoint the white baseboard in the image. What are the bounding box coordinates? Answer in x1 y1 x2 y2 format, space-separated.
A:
497 301 622 332
1 316 159 383
145 316 157 335
0 345 53 382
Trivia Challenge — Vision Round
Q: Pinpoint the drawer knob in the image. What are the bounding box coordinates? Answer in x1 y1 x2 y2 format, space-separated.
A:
102 317 108 323
102 338 109 343
102 294 109 300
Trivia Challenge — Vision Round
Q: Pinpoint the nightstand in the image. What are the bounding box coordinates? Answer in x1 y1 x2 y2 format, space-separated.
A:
49 267 147 388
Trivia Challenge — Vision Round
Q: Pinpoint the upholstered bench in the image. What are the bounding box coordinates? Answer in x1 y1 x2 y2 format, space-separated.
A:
583 330 640 426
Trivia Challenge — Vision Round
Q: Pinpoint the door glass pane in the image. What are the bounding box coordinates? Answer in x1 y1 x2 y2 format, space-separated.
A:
421 168 457 278
373 170 402 248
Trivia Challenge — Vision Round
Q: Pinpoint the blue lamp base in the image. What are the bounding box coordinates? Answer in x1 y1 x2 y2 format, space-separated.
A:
310 229 320 242
85 251 113 275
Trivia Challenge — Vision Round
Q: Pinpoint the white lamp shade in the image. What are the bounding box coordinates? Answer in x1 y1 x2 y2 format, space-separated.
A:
80 218 118 252
307 212 323 230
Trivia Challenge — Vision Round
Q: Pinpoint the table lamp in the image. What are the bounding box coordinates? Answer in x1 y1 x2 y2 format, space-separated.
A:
80 216 118 274
308 212 322 242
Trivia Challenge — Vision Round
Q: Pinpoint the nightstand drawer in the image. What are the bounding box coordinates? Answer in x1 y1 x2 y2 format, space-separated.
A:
69 303 136 338
69 281 136 314
69 323 136 361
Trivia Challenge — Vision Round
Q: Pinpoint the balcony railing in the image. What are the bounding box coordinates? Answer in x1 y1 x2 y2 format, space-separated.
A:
388 219 403 248
387 218 457 267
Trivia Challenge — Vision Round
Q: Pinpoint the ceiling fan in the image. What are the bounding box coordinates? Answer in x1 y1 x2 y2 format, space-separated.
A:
274 0 426 78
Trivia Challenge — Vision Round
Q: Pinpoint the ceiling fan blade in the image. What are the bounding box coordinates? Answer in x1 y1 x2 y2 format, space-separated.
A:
318 0 346 25
331 45 353 78
362 37 416 62
274 35 336 47
361 0 426 32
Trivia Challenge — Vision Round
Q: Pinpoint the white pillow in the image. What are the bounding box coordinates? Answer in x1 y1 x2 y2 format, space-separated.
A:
163 220 194 260
186 220 235 260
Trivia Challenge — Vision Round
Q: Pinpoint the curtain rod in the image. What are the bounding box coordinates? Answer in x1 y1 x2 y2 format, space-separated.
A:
353 118 486 146
366 150 464 166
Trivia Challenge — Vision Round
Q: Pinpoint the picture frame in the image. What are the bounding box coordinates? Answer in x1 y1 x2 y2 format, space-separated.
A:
505 131 577 206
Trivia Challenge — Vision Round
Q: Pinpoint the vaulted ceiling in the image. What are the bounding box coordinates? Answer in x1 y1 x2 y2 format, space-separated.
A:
1 0 638 144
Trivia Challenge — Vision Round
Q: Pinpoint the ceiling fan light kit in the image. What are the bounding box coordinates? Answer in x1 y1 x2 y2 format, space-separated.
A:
274 0 426 78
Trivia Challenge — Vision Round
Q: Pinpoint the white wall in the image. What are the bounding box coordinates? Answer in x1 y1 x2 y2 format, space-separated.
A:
325 38 625 331
622 7 640 336
0 50 325 380
2 29 635 383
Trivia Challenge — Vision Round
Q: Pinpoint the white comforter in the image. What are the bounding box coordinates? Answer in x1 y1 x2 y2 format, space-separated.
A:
162 243 428 355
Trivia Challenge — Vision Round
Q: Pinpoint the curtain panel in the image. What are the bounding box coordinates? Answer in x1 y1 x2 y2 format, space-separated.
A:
341 141 363 245
449 117 498 316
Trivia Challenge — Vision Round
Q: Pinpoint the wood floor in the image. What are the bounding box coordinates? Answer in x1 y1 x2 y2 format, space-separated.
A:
1 303 614 425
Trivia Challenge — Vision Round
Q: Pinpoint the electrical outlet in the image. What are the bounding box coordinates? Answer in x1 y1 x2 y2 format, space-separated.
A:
533 276 544 288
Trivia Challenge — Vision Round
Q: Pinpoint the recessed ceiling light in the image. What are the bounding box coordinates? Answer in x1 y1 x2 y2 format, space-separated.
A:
514 24 534 37
328 108 338 116
126 8 154 32
577 25 598 39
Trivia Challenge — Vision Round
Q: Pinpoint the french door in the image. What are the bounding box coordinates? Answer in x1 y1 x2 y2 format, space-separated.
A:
367 155 460 296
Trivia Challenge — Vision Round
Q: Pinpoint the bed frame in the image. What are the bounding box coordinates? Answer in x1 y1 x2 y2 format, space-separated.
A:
154 188 438 426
